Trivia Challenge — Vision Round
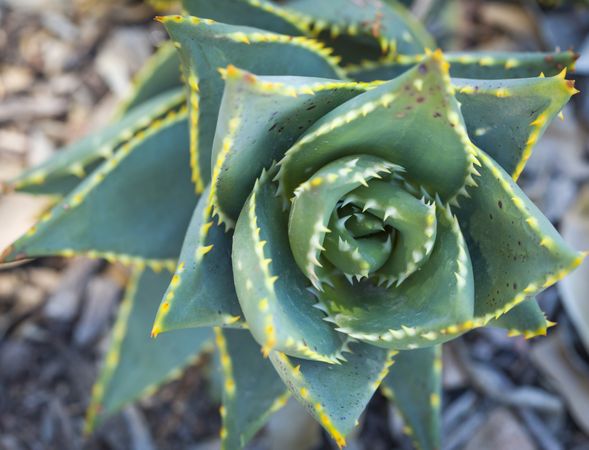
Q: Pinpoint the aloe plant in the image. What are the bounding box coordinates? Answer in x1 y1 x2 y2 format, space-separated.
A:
0 1 584 449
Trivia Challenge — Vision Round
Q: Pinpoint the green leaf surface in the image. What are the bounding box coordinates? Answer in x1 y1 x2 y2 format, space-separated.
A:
211 67 371 225
160 15 345 193
216 329 289 450
116 41 183 116
277 52 478 203
232 168 345 362
381 346 442 450
455 73 576 179
317 204 474 349
152 188 244 335
456 148 583 326
2 111 195 270
269 342 394 448
488 297 552 339
8 88 185 196
347 50 578 82
86 267 213 432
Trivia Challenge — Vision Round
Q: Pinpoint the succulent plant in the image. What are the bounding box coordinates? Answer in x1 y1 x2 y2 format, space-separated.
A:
0 1 584 449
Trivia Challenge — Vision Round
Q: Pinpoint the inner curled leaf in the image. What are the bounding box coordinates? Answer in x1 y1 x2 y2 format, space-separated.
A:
287 154 437 290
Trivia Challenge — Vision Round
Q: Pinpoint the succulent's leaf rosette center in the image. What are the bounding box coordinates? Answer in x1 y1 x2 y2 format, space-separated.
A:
288 154 439 293
288 155 403 290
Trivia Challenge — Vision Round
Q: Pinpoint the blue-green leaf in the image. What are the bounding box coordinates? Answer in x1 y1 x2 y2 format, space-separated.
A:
457 148 583 326
455 73 576 179
8 88 185 196
216 329 289 450
1 111 195 270
152 188 244 335
159 15 345 193
381 346 442 450
488 297 553 339
232 168 345 362
86 266 213 432
269 342 394 448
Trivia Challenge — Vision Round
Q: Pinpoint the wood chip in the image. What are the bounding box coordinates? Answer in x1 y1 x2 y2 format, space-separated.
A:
531 331 589 435
464 407 535 450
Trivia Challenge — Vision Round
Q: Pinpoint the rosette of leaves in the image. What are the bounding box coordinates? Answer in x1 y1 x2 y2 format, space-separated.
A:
0 1 584 449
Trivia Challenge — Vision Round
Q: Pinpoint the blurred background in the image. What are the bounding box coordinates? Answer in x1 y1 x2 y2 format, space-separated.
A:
1 0 589 449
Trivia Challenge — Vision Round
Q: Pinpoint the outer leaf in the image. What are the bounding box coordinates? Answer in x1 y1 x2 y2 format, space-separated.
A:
455 73 577 179
347 50 578 82
1 110 195 270
456 148 584 327
215 329 289 450
278 50 478 204
446 51 578 79
211 66 372 225
184 0 434 64
159 15 345 193
317 204 474 349
269 342 394 448
85 266 213 432
232 168 345 362
488 297 553 339
152 188 243 335
381 346 442 450
6 88 185 196
116 41 183 116
184 0 301 35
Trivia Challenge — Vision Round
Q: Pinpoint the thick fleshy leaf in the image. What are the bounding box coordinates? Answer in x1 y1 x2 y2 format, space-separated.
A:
116 41 183 116
277 51 479 203
347 50 578 82
216 329 289 450
488 297 553 339
184 0 434 65
6 88 185 196
456 148 584 326
446 51 578 79
211 66 372 225
232 168 345 362
183 0 300 35
317 204 474 349
152 189 243 335
381 346 442 450
455 73 577 179
1 110 195 270
269 342 394 448
85 267 213 432
159 15 345 193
